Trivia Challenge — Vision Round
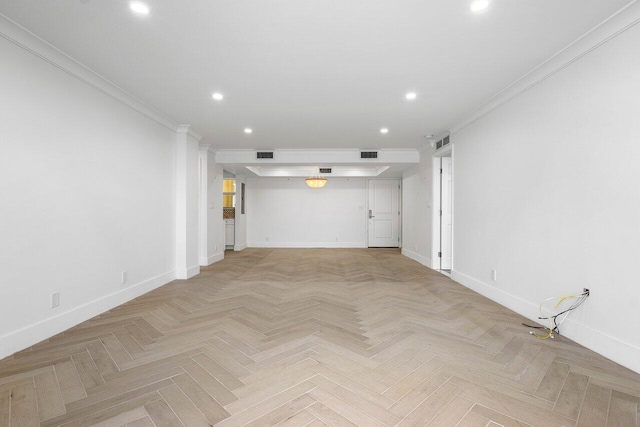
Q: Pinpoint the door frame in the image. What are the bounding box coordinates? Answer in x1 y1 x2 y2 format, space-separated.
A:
431 145 453 273
366 178 402 248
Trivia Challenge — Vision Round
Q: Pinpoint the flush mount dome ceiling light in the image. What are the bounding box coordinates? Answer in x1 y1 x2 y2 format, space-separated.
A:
470 0 490 13
129 1 150 15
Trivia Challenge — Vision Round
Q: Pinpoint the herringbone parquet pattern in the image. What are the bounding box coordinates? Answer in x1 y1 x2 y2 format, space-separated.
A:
1 249 638 426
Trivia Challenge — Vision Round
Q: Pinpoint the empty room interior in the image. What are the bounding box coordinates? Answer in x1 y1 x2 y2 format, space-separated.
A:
2 0 640 426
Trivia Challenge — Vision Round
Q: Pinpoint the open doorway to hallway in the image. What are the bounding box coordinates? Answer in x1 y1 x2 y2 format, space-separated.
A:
432 146 453 274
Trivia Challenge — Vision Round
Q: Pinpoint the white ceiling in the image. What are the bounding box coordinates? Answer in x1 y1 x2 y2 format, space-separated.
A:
0 0 631 152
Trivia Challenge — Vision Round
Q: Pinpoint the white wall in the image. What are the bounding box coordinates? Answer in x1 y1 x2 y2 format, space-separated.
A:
247 177 368 247
401 152 434 267
451 20 640 373
234 175 248 251
207 151 225 261
0 36 177 358
175 128 200 279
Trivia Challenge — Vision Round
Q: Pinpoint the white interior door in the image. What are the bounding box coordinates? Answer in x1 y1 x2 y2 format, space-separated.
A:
368 179 400 247
440 157 453 270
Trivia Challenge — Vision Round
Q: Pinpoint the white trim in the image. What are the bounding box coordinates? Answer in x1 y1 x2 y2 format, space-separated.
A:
451 269 640 374
0 13 206 137
200 251 224 266
401 248 432 268
176 265 200 280
449 0 640 133
0 270 176 360
247 242 367 248
234 243 248 251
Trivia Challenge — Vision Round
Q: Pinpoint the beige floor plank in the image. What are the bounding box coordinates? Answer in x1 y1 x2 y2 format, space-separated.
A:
471 404 532 426
181 361 237 406
389 371 451 417
606 390 638 427
72 351 105 390
54 392 161 427
0 389 9 426
535 359 571 402
10 381 40 427
397 381 461 426
171 372 230 424
191 352 245 391
244 394 316 427
311 375 400 426
34 369 66 421
54 359 87 404
273 408 317 427
576 383 611 427
99 334 134 368
89 406 149 427
426 396 476 426
122 416 155 427
158 384 212 427
86 341 120 378
217 380 316 427
554 372 590 420
144 399 184 427
307 386 385 427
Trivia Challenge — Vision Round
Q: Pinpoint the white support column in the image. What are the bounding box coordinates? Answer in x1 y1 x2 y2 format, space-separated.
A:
198 143 225 266
175 125 201 279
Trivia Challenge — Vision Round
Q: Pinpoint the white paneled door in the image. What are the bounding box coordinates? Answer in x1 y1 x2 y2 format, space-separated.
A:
368 179 400 247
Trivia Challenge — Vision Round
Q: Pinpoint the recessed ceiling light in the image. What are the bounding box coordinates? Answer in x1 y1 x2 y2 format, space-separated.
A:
129 1 150 15
405 92 417 100
244 128 253 134
212 92 224 101
470 0 489 13
380 128 389 134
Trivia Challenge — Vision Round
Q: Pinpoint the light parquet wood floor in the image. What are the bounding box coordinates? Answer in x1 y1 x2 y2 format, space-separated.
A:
1 248 639 426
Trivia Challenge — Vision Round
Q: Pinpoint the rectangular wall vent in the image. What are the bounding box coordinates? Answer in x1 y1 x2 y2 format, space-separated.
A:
256 151 274 159
435 136 450 151
319 168 332 174
360 151 378 159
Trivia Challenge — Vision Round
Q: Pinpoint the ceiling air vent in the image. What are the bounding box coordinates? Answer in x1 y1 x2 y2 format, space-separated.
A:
360 151 378 159
435 135 451 151
256 151 274 159
319 168 332 174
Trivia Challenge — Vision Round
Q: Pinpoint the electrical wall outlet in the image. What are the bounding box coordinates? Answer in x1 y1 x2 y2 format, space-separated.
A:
122 271 128 285
51 292 60 308
491 269 497 281
583 288 590 296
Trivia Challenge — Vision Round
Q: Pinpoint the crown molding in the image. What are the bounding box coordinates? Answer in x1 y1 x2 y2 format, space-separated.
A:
0 13 184 134
449 0 640 134
198 142 217 152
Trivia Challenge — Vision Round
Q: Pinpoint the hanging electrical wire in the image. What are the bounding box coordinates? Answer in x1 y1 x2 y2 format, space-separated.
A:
523 288 590 339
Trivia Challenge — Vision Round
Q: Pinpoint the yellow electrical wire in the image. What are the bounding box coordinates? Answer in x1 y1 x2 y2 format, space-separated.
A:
531 293 585 340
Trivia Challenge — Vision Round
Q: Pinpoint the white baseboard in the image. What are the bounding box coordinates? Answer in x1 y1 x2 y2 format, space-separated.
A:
234 243 247 251
0 270 176 360
200 251 224 266
451 269 640 375
401 248 432 268
247 241 367 248
176 264 200 280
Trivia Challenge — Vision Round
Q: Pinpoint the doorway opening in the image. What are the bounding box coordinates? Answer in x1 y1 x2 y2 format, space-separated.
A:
432 146 453 273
